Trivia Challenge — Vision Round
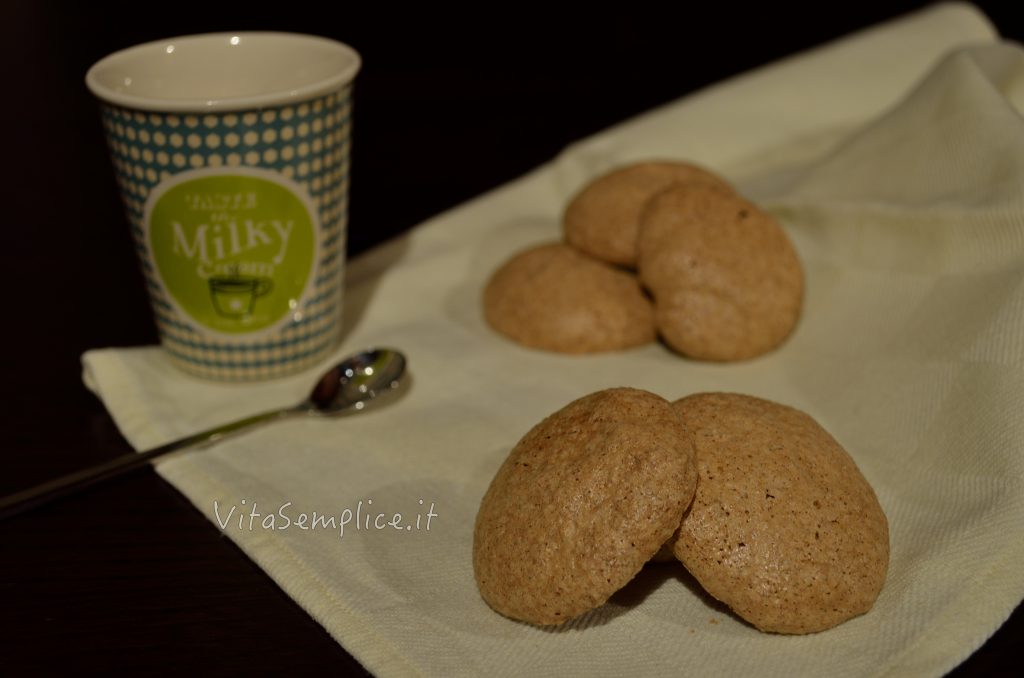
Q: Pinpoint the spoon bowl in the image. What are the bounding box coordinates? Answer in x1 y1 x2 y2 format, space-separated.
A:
308 347 407 413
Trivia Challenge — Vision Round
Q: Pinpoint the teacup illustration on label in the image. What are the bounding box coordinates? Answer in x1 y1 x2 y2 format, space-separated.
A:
144 167 320 338
209 275 274 318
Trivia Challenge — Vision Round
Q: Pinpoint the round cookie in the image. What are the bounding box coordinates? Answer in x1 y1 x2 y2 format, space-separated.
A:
563 161 733 268
670 393 889 634
474 388 699 625
483 242 656 353
637 185 803 361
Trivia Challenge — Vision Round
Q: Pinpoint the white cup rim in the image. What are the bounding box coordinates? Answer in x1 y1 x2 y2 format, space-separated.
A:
86 31 361 112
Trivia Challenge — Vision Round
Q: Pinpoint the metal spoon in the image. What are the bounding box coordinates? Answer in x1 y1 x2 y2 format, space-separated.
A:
0 347 407 520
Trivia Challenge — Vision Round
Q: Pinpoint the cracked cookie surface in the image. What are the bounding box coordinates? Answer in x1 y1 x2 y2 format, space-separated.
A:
483 242 656 353
564 161 732 268
670 393 889 634
474 388 698 625
638 185 803 361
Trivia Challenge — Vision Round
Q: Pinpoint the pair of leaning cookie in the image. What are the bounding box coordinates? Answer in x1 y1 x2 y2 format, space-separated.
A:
473 389 889 634
484 162 803 360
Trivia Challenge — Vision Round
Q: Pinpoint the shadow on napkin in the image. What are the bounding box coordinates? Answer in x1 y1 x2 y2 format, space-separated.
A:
342 234 412 340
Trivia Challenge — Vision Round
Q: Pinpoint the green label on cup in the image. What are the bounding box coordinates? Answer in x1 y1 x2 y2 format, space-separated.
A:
144 168 319 336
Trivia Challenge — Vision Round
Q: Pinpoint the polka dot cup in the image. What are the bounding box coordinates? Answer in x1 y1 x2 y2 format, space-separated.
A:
86 33 360 380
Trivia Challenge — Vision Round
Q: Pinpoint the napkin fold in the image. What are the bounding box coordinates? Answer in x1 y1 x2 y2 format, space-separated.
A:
83 4 1024 677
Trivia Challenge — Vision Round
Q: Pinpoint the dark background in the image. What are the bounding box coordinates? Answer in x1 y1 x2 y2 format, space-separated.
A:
2 0 1020 673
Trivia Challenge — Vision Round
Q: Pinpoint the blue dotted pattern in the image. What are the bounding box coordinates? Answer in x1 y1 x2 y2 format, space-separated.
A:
100 88 352 380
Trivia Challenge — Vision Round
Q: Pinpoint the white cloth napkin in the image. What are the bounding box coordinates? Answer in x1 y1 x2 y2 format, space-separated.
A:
83 4 1024 676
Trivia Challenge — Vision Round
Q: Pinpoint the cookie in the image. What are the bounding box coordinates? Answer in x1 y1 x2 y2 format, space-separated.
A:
483 242 656 353
637 185 803 361
670 393 889 634
563 161 733 268
473 388 699 625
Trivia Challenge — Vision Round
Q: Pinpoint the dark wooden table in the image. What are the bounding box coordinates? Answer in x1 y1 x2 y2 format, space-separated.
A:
3 1 1019 673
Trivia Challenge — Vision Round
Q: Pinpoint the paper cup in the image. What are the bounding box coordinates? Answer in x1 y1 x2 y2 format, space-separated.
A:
87 32 360 380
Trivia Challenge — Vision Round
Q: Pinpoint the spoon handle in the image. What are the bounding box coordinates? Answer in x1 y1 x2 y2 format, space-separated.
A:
0 404 307 520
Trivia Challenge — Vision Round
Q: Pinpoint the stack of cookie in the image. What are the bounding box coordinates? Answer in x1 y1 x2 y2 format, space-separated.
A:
483 162 804 360
473 388 889 634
